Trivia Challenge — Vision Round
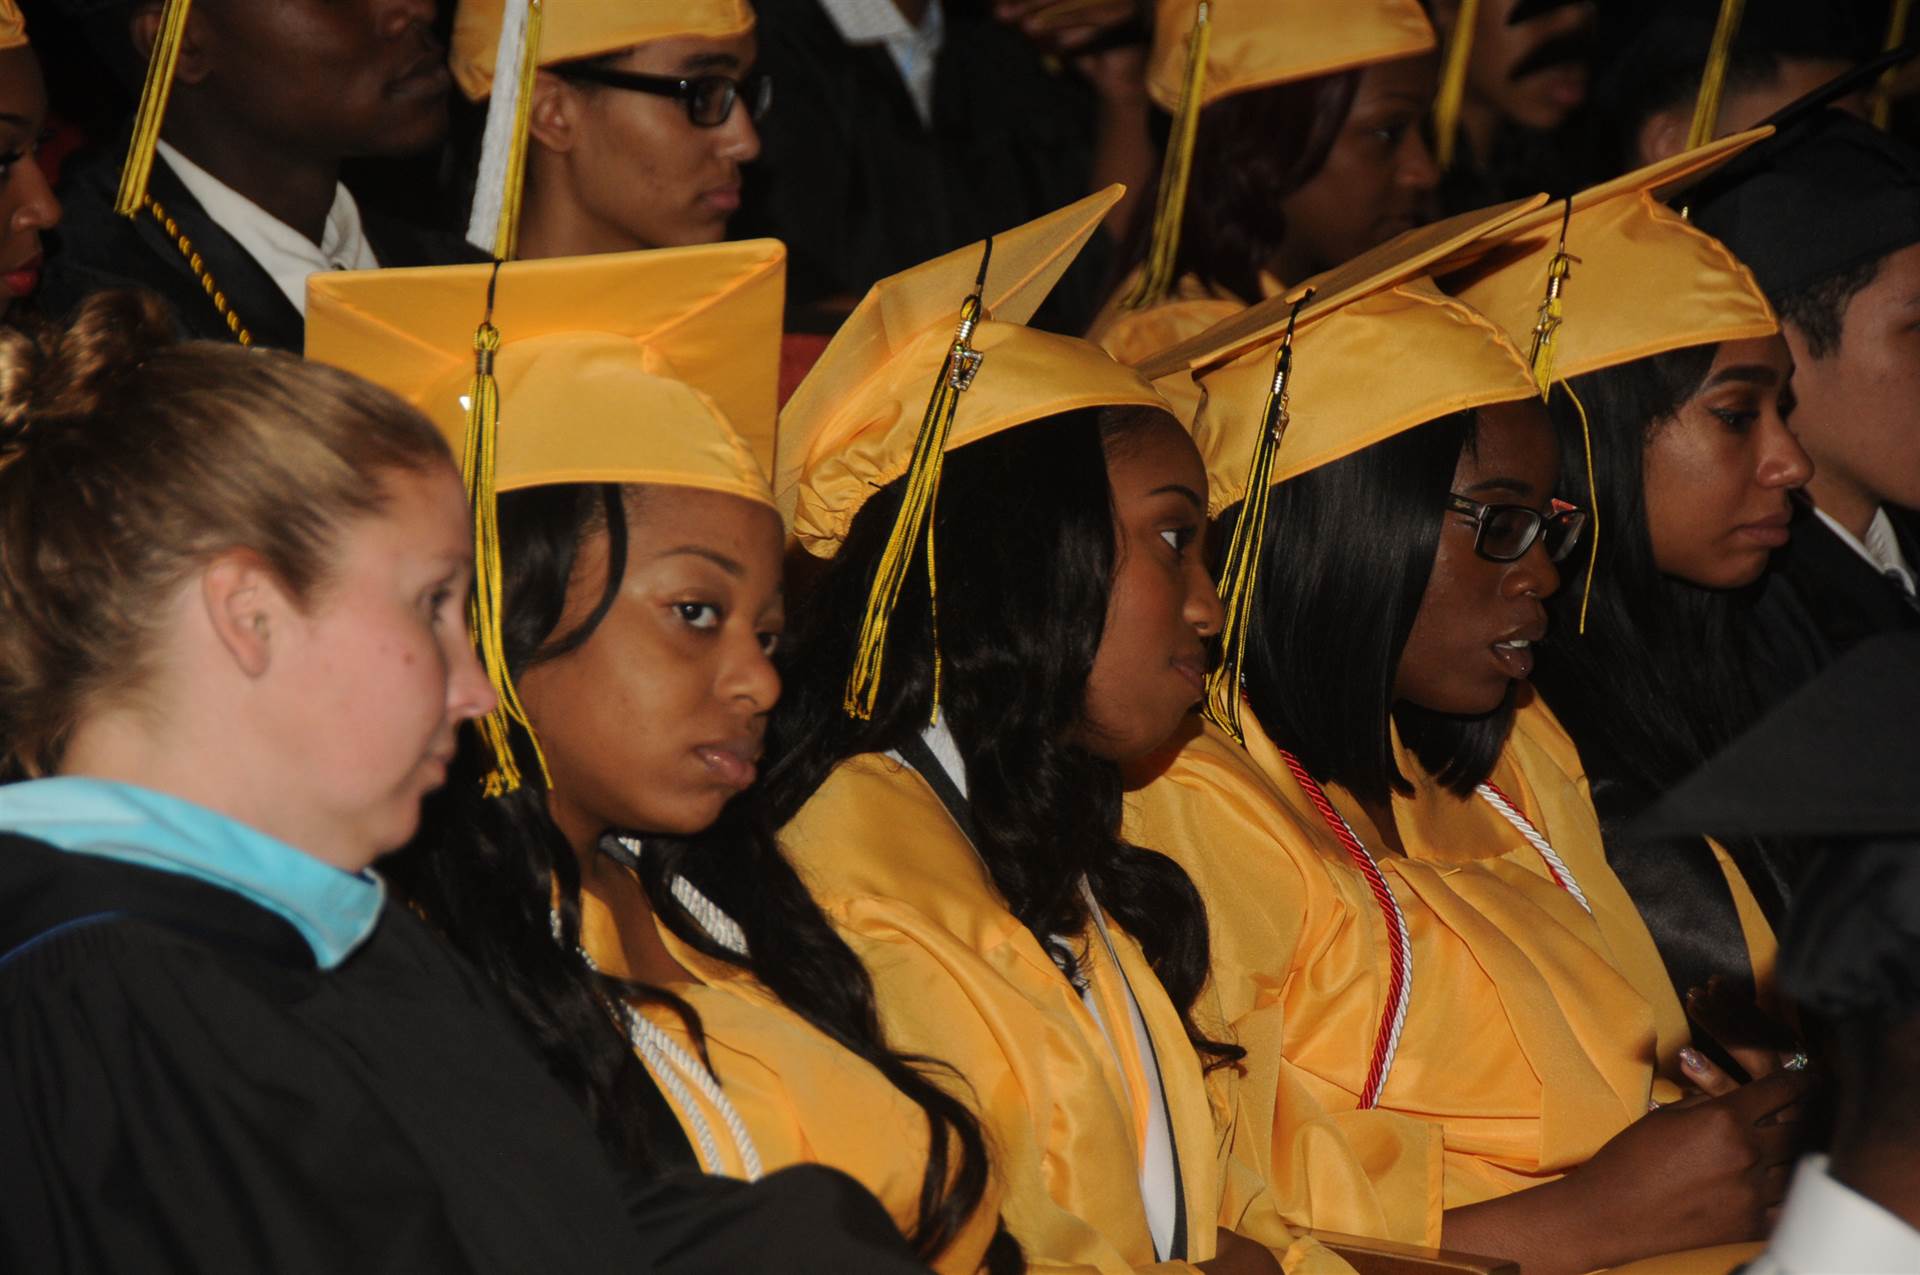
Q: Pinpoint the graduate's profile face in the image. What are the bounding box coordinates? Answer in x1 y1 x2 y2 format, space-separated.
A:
519 486 783 851
1395 400 1561 717
0 48 58 321
536 32 761 252
1276 55 1440 282
262 464 492 868
1780 243 1920 519
1444 0 1592 133
1079 414 1222 763
1644 336 1810 591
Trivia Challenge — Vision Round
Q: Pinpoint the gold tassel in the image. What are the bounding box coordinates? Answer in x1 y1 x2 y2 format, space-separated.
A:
1526 202 1598 634
463 267 550 795
1432 0 1481 171
1122 1 1212 311
114 0 193 217
1202 291 1312 746
1685 0 1747 150
844 242 994 722
1874 0 1914 130
495 0 543 261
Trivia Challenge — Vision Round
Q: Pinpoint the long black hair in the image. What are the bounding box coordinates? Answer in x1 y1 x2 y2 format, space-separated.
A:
1117 73 1359 305
763 407 1242 1073
1232 410 1514 806
390 484 1019 1273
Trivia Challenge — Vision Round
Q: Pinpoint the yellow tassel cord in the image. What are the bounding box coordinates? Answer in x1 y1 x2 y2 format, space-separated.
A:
1685 0 1747 150
844 246 993 723
1202 291 1312 746
1432 0 1481 171
1526 201 1598 634
495 0 543 261
114 0 193 217
1874 0 1915 130
1122 1 1212 311
462 270 550 795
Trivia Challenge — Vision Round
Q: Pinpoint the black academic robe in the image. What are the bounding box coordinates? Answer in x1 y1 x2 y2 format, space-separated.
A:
735 0 1111 335
0 835 929 1274
40 144 482 351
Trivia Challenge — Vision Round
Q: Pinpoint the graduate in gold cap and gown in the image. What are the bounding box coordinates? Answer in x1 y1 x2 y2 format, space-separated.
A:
1087 0 1438 425
0 0 59 325
1121 184 1806 1273
305 242 1012 1274
762 187 1347 1275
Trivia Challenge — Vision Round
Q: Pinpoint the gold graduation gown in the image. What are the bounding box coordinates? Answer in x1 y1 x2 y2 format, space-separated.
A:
778 751 1350 1274
1085 271 1284 427
1122 709 1662 1247
579 866 1006 1274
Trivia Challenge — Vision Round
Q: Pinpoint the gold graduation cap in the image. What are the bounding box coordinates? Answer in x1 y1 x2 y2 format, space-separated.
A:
450 0 755 99
1126 0 1434 310
1146 201 1545 742
778 187 1168 720
306 240 786 792
0 1 26 50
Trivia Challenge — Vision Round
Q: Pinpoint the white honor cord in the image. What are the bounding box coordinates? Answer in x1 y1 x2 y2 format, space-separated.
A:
615 835 750 958
1475 784 1592 915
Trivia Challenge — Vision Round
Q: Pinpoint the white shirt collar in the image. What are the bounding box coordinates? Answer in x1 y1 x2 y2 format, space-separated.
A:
1746 1155 1920 1275
813 0 945 126
155 140 382 316
1812 503 1918 596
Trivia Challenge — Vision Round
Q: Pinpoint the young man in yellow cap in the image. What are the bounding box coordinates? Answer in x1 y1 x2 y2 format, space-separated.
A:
0 0 60 323
42 0 476 349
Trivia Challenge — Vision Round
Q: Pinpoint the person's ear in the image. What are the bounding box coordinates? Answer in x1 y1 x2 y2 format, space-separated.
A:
527 70 580 155
1635 107 1688 168
130 1 216 88
201 551 289 679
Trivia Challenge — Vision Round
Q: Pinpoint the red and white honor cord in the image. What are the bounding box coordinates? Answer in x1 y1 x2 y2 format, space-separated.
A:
1474 783 1591 915
1277 749 1411 1110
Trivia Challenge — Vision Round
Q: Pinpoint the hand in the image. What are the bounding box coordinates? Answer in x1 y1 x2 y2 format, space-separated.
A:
1195 1227 1284 1275
1567 1069 1810 1261
994 0 1140 57
1685 975 1802 1080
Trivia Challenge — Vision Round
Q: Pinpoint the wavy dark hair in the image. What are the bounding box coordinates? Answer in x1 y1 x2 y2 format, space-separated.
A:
389 483 1019 1272
1117 73 1359 305
1229 410 1515 806
763 407 1242 1074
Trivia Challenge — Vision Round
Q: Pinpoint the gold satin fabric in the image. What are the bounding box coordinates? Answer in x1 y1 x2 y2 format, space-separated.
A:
1086 271 1284 428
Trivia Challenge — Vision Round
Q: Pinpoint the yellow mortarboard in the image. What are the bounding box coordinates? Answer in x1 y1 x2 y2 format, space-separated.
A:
1127 0 1434 311
1437 128 1778 628
452 0 754 99
778 186 1168 720
0 1 26 50
306 240 786 792
1147 202 1543 743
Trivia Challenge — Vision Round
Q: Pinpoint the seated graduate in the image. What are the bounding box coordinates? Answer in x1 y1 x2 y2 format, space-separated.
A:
1689 110 1920 698
1089 0 1439 425
41 0 477 350
0 0 62 325
0 289 924 1274
763 187 1347 1275
449 0 764 260
305 241 1015 1275
1121 207 1805 1274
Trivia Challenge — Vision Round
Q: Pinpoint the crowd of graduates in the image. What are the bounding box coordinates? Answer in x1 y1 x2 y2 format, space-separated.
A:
0 1 1918 1273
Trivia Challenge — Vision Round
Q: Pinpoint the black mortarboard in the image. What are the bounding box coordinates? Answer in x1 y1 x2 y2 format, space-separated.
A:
1506 0 1591 25
1688 107 1920 300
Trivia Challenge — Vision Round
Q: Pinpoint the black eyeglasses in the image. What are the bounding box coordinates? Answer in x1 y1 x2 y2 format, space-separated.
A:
1446 493 1587 563
553 65 773 128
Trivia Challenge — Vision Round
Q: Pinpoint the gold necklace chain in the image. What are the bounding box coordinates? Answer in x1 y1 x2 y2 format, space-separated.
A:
140 196 253 346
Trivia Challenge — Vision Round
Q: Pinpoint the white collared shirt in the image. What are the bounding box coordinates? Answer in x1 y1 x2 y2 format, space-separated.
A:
1744 1155 1920 1275
155 140 382 316
1813 504 1918 598
814 0 946 127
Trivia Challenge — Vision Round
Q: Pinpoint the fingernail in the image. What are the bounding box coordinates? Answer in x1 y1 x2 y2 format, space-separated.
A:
1680 1047 1707 1072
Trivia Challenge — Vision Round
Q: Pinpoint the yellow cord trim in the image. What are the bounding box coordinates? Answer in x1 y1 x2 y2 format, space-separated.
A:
494 0 543 262
1122 1 1211 311
462 290 551 795
1202 291 1311 746
1874 0 1915 130
141 198 251 346
1563 380 1599 635
1432 0 1481 171
1686 0 1747 150
115 0 193 218
844 245 993 723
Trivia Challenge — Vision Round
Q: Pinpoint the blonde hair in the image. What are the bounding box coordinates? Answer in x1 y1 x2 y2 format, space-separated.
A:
0 290 454 776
